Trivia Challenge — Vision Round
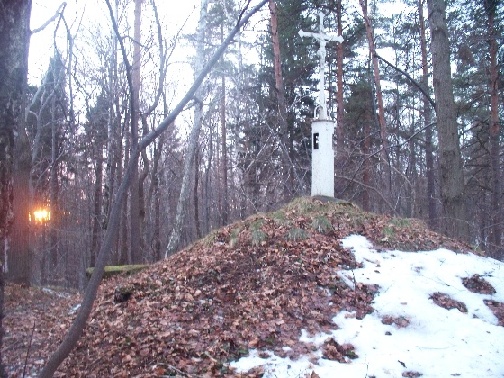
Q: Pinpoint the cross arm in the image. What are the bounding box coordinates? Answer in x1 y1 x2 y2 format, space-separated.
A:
298 30 344 44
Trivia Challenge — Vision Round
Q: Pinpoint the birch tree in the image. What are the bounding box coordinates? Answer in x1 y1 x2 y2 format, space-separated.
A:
165 0 208 257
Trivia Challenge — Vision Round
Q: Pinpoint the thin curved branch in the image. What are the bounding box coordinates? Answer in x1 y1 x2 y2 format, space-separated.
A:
374 52 436 109
31 2 67 34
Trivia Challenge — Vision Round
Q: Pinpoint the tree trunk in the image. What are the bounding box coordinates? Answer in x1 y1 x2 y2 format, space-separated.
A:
120 121 129 265
219 22 229 226
220 62 229 226
49 96 59 281
130 0 143 263
139 115 150 254
204 122 213 233
419 0 437 229
335 0 345 188
359 0 391 199
427 0 467 239
103 0 119 234
194 145 202 238
363 111 371 211
268 0 291 201
0 1 32 376
165 0 208 257
486 0 501 258
8 128 31 284
146 132 164 260
90 143 103 267
0 239 5 378
153 139 163 260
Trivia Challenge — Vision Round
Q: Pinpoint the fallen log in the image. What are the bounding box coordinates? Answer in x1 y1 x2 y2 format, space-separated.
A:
85 264 149 279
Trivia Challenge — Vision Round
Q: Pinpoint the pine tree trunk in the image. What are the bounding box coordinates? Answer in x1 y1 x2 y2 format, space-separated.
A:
335 0 345 188
427 0 467 239
268 0 291 200
486 0 501 258
419 0 437 230
363 112 371 211
359 0 391 200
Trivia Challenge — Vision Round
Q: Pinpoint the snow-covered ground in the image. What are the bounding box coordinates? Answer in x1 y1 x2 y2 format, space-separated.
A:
231 235 504 377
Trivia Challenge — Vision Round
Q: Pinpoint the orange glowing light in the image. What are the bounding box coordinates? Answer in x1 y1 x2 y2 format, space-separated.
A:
30 208 51 223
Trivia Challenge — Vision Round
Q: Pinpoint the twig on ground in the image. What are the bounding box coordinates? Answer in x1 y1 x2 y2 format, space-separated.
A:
22 321 36 378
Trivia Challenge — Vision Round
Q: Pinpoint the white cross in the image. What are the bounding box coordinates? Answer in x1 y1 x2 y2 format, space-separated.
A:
299 13 343 120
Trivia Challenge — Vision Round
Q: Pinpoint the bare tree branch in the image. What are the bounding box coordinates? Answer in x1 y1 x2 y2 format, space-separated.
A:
336 174 399 215
374 52 436 109
31 2 67 34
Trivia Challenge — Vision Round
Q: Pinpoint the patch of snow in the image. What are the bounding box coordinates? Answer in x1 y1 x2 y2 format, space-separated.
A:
41 287 70 298
231 235 504 377
68 303 81 315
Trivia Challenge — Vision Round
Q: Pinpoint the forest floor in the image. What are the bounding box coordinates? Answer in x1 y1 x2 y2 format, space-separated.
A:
3 196 503 377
